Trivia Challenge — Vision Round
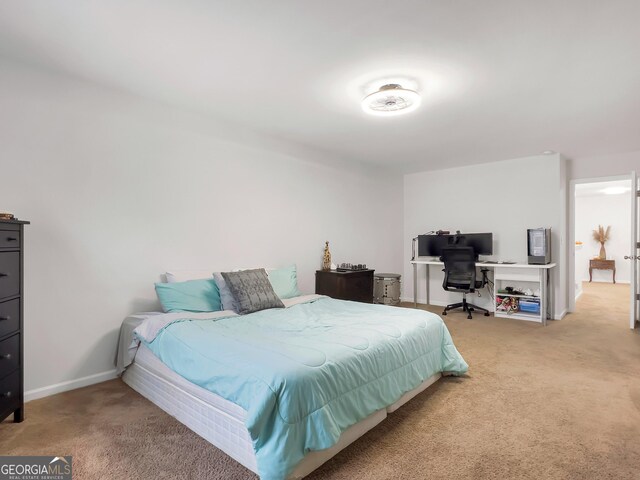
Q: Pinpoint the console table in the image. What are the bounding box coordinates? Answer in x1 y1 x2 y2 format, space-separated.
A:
589 259 616 283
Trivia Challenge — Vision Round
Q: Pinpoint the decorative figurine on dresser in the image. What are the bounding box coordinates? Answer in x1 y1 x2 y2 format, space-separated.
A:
322 241 332 271
0 215 29 423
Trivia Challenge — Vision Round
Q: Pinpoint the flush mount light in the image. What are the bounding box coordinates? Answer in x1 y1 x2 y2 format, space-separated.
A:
361 84 421 116
600 186 631 195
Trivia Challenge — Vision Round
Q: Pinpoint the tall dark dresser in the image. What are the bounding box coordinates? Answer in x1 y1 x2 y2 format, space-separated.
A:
0 219 28 423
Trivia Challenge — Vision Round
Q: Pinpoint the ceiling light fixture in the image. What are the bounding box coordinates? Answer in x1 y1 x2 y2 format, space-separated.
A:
600 186 630 195
362 84 421 116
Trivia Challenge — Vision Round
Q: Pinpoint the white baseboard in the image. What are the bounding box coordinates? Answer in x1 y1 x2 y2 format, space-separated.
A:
400 297 496 309
580 279 630 284
25 369 118 403
400 297 452 307
400 297 448 307
401 297 422 305
553 309 567 320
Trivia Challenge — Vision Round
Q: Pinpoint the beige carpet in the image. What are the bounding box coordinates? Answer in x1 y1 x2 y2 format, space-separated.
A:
2 281 639 479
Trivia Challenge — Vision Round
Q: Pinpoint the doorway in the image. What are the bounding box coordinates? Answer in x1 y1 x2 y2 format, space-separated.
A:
569 175 637 328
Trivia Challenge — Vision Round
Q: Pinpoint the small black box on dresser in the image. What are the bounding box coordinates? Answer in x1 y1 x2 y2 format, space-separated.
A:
315 269 374 303
0 219 29 424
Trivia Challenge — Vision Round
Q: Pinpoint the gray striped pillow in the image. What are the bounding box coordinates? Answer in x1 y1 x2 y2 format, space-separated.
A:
221 269 284 314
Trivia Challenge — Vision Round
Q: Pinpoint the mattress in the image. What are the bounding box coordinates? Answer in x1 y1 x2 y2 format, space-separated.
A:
123 344 442 479
134 344 246 421
124 344 257 472
141 296 467 480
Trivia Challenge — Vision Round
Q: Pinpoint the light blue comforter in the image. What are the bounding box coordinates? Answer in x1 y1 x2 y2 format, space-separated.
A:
142 297 467 480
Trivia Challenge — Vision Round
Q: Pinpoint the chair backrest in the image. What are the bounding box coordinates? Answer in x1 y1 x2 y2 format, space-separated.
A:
442 246 477 292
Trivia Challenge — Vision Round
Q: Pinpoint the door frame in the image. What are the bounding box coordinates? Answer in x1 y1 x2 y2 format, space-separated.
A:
630 170 638 329
568 174 634 314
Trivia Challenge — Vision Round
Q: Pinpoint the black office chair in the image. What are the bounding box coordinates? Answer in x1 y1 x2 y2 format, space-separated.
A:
441 246 490 319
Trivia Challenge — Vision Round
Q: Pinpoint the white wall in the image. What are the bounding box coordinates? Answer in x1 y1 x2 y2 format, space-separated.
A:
0 61 403 395
575 190 631 284
7 55 636 397
403 154 567 316
568 150 640 180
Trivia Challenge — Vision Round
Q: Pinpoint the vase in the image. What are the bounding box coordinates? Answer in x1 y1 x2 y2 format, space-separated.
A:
599 243 606 260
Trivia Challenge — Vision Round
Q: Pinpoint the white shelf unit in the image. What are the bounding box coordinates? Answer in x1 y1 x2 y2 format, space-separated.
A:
493 267 549 323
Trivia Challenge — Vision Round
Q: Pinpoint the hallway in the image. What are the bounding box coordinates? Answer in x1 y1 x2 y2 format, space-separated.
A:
576 281 630 329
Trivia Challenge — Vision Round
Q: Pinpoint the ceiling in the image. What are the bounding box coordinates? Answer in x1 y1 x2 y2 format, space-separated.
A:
575 179 632 197
1 1 640 172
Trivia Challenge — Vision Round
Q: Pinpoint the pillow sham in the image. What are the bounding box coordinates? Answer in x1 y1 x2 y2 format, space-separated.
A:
155 278 222 313
268 265 302 299
221 269 284 315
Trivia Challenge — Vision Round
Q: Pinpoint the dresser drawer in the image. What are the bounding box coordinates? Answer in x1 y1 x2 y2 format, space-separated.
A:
0 252 20 299
0 230 20 249
0 333 20 379
0 369 20 414
0 298 20 339
590 259 614 269
316 270 374 303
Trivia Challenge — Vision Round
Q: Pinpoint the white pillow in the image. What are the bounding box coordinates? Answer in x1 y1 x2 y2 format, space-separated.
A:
165 270 213 283
213 272 239 313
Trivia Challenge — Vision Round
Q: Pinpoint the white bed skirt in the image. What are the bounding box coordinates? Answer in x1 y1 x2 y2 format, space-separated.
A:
123 344 442 479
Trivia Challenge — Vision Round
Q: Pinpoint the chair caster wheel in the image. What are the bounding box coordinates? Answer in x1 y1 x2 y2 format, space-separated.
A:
442 311 447 316
467 315 472 320
484 312 490 316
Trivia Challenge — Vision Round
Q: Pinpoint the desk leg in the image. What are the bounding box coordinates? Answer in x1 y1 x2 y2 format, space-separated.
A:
425 264 430 306
542 268 548 327
413 263 417 307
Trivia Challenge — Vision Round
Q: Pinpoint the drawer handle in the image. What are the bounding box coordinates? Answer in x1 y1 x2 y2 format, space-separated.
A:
0 353 11 360
0 391 12 398
6 237 17 242
0 273 8 278
0 316 9 321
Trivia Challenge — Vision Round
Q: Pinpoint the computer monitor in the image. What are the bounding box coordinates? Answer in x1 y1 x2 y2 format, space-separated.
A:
418 234 451 257
418 232 493 258
453 233 493 256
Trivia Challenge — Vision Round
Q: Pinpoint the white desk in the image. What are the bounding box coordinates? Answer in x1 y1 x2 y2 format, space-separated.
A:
410 259 557 325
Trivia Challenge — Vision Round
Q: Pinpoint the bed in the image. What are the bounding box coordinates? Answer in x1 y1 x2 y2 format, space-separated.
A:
117 294 468 480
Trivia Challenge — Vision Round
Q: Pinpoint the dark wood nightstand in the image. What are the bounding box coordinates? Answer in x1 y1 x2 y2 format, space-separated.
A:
0 219 29 423
589 259 616 283
315 270 374 303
